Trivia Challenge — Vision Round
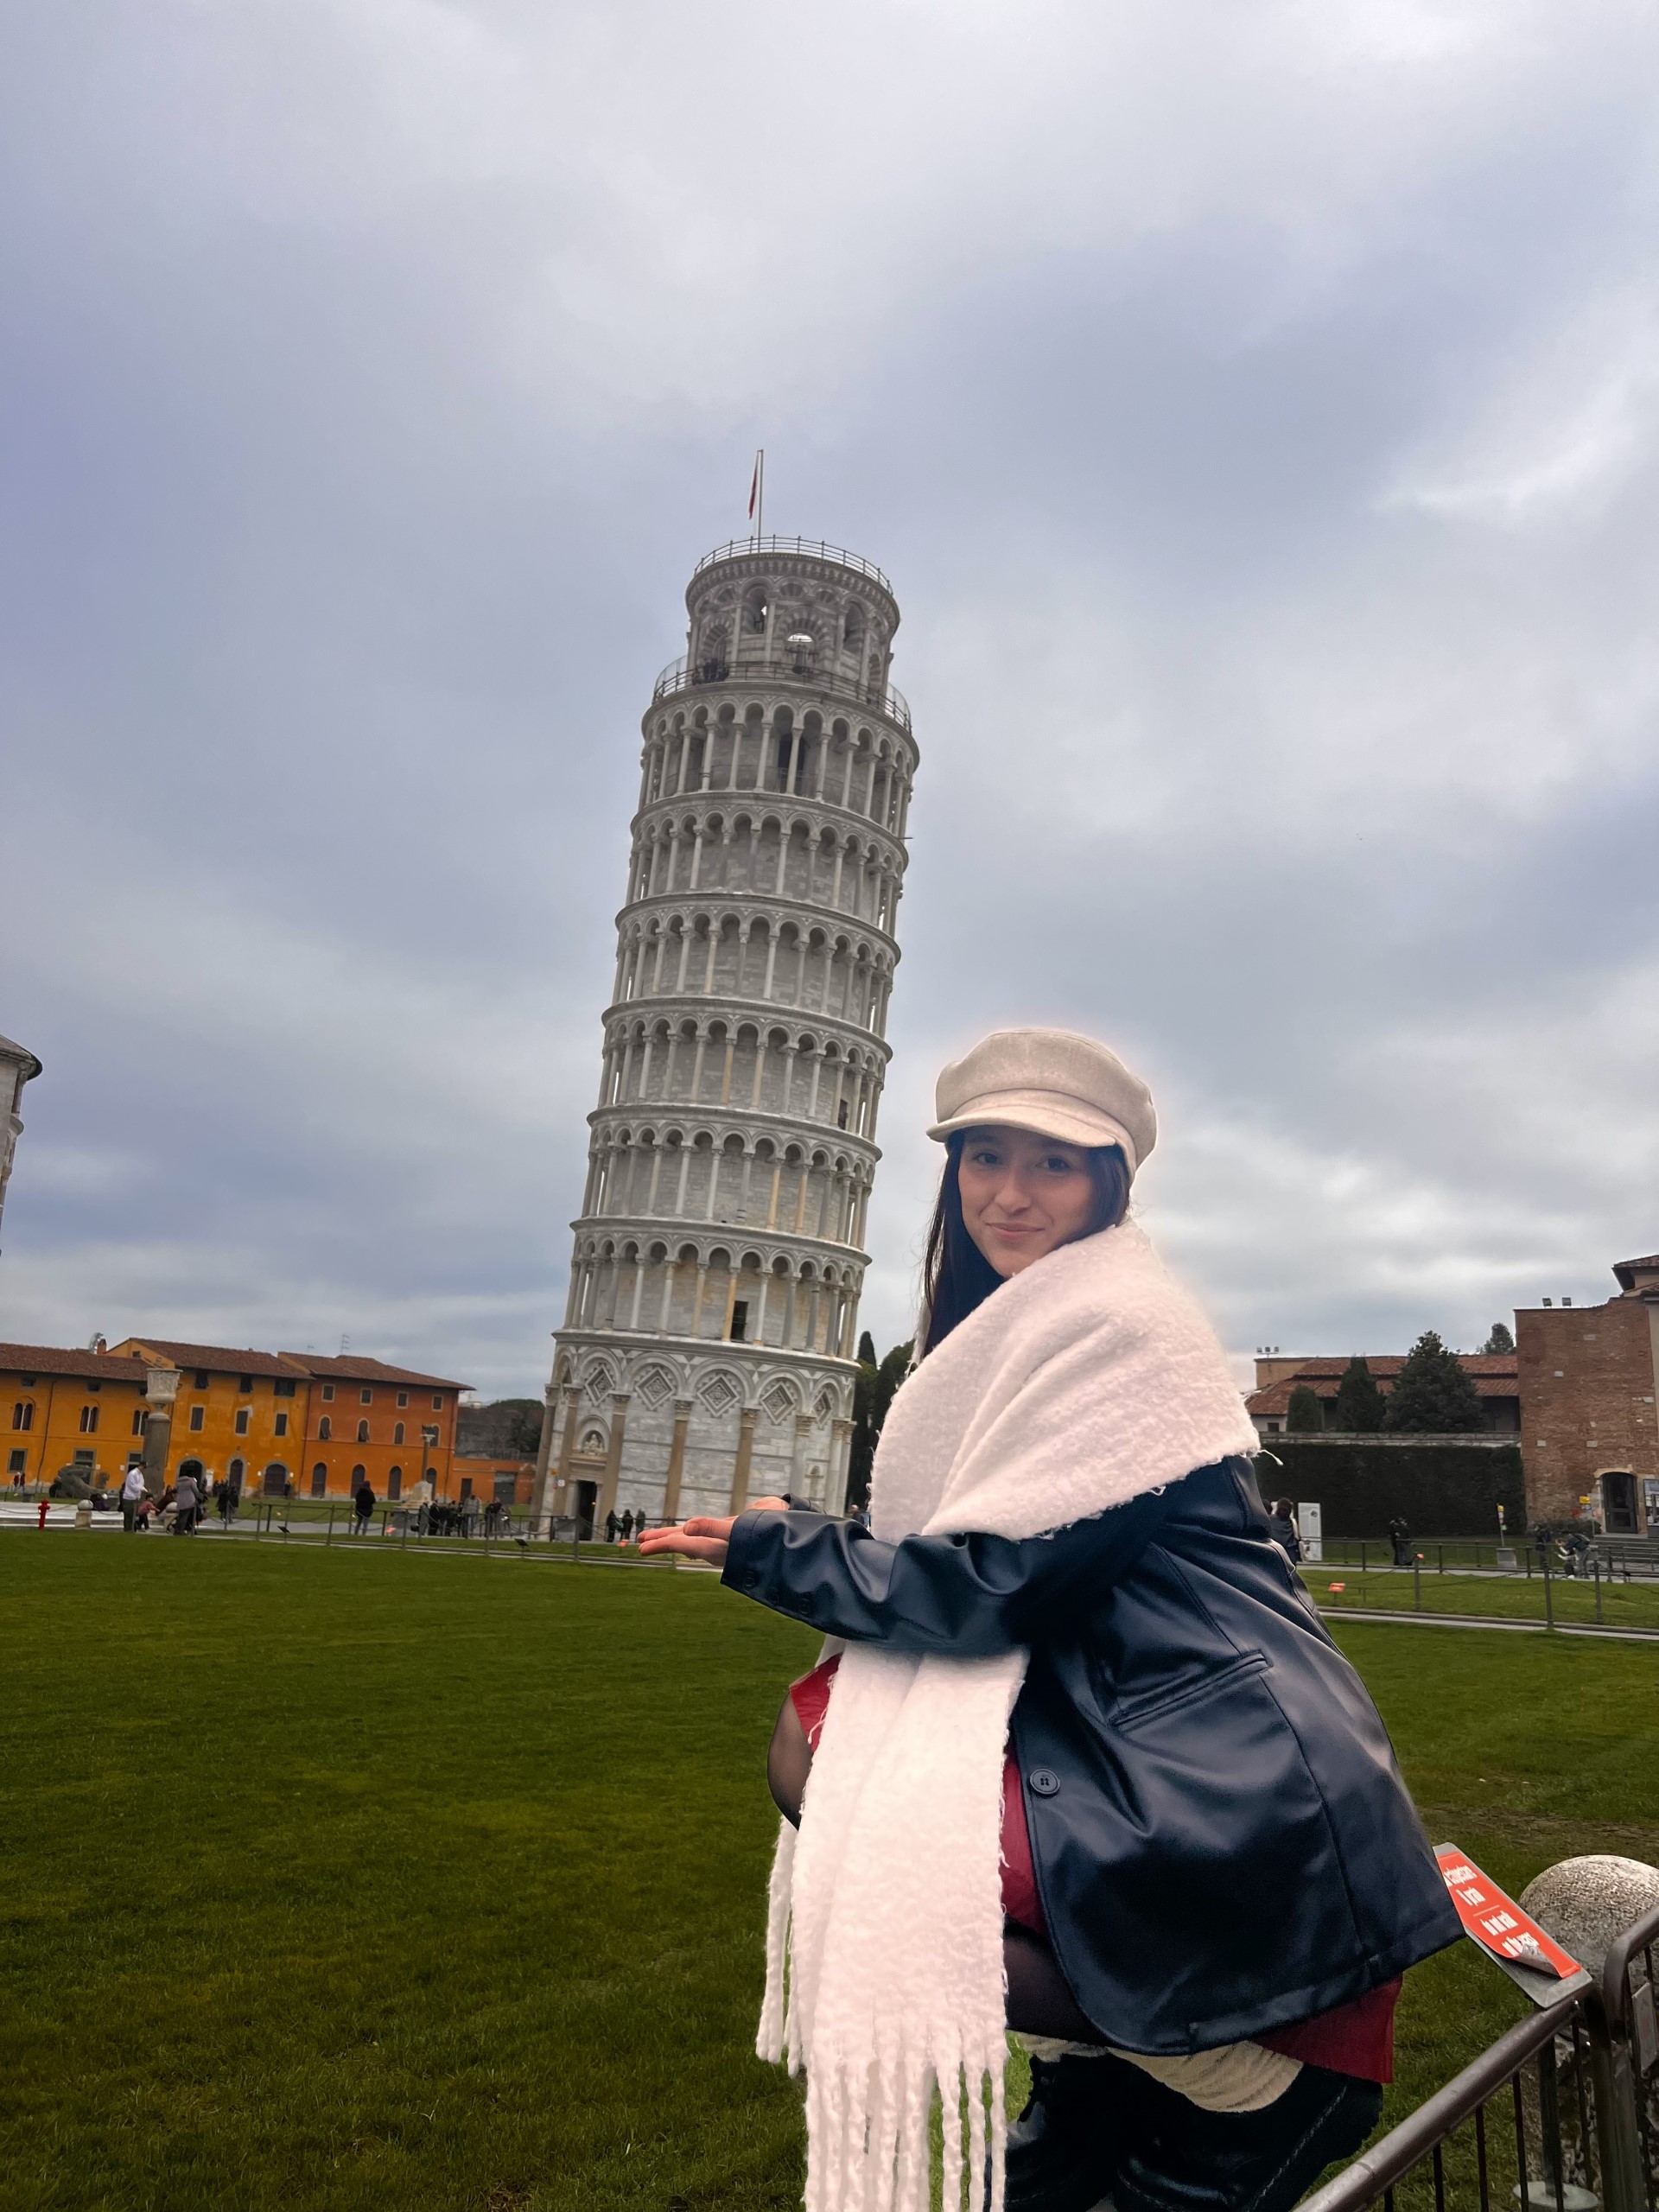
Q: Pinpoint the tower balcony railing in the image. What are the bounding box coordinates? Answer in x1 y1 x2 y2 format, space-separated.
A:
692 536 894 595
652 651 912 734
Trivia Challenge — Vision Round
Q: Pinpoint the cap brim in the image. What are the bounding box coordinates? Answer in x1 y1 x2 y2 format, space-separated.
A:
927 1092 1138 1173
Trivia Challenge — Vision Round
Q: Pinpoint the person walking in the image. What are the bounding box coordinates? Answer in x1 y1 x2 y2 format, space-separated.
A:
644 1027 1459 2212
619 1508 634 1545
1389 1514 1412 1568
1267 1496 1302 1563
171 1469 200 1535
120 1462 148 1534
604 1509 620 1544
353 1478 375 1537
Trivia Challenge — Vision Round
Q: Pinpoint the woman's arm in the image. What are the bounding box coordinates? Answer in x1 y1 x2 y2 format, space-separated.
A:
718 1489 1177 1654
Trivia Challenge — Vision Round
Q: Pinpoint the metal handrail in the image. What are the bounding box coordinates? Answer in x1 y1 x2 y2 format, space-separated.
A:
691 536 895 596
1299 1995 1581 2212
1601 1897 1659 2039
652 652 912 734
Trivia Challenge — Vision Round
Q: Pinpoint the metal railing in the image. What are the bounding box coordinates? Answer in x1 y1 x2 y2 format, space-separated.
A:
652 651 912 734
691 536 895 594
1304 1901 1659 2212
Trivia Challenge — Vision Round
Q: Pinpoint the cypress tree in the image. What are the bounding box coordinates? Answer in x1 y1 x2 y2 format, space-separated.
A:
1332 1357 1384 1433
1480 1322 1515 1355
1286 1383 1324 1433
1382 1330 1484 1433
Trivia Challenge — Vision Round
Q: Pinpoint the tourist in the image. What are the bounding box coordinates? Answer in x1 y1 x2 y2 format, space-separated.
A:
1389 1514 1412 1567
1267 1496 1302 1562
119 1462 148 1534
643 1027 1459 2212
172 1469 200 1535
620 1508 634 1544
605 1509 620 1544
353 1478 375 1537
217 1480 236 1528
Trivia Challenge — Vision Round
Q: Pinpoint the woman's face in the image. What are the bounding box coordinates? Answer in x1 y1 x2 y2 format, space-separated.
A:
957 1124 1101 1277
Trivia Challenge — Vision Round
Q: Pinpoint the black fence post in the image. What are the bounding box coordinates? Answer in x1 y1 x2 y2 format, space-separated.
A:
327 1505 334 1548
1595 1557 1604 1624
1542 1546 1554 1630
1414 1555 1422 1611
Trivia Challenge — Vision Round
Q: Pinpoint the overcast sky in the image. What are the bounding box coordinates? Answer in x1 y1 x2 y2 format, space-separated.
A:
4 1 1657 1397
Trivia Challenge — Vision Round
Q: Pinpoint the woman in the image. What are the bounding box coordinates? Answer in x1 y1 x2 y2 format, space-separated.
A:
643 1029 1458 2212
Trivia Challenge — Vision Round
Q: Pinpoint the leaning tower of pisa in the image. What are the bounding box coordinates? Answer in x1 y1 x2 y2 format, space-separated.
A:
533 537 917 1535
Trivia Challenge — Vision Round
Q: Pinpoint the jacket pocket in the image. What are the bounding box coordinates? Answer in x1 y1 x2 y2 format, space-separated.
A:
1109 1650 1269 1736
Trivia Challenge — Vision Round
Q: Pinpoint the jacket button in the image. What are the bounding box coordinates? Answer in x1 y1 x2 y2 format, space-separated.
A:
1028 1768 1061 1797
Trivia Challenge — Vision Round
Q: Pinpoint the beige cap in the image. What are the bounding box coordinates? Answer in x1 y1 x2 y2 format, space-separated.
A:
928 1027 1157 1177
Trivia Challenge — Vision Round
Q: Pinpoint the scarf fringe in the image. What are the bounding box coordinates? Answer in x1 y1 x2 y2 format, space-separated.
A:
799 2038 1007 2212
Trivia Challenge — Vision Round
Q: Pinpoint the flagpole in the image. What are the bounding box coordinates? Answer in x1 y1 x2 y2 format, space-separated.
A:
757 448 765 543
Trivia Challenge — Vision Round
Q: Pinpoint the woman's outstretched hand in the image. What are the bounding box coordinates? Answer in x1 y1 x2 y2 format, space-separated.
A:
639 1497 789 1568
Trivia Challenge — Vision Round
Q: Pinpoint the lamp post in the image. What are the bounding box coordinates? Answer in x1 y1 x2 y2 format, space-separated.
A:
421 1424 439 1499
140 1366 181 1499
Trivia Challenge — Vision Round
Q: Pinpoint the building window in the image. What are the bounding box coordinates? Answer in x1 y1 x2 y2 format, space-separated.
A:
431 1395 442 1410
194 1370 209 1389
321 1385 334 1402
274 1378 296 1397
8 1448 27 1475
79 1405 99 1434
11 1402 33 1432
356 1421 370 1444
393 1422 404 1445
397 1391 408 1408
359 1389 372 1406
729 1300 749 1343
73 1448 93 1467
234 1409 251 1437
18 1375 35 1388
273 1412 289 1438
130 1410 147 1436
351 1463 365 1481
387 1466 402 1501
318 1417 332 1442
460 1477 474 1500
86 1381 102 1394
310 1465 327 1497
238 1376 253 1394
189 1406 205 1433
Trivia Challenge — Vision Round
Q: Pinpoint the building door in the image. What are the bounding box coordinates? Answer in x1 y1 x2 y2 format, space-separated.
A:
575 1480 598 1541
1603 1470 1639 1534
262 1463 288 1497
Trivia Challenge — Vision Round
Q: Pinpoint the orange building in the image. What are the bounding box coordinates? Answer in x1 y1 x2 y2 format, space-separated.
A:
107 1339 467 1502
451 1454 535 1507
3 1342 153 1488
281 1353 467 1503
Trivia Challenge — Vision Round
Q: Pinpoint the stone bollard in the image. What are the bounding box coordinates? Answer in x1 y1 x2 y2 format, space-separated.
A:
1517 1856 1659 2209
74 1500 93 1530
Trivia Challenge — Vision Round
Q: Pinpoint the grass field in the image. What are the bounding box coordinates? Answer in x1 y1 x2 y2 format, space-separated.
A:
3 1539 1657 2212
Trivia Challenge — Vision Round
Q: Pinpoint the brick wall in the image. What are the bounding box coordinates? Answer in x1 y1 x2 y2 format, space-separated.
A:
1516 1295 1659 1522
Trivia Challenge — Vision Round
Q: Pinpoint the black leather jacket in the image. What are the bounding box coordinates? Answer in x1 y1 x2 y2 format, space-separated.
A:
723 1456 1459 2056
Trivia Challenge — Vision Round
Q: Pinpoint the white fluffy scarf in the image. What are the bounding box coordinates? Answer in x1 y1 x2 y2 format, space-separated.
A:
758 1222 1258 2212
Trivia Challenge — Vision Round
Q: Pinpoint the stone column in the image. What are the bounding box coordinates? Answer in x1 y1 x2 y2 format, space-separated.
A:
662 1399 693 1522
139 1366 181 1498
728 1406 759 1513
598 1392 631 1525
829 1416 854 1513
791 1412 814 1497
529 1376 566 1534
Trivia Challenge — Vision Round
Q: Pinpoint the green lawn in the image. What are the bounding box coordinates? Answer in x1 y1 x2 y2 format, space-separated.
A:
3 1540 1657 2212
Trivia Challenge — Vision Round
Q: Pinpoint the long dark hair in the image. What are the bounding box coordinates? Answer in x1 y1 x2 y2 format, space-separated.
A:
919 1130 1131 1357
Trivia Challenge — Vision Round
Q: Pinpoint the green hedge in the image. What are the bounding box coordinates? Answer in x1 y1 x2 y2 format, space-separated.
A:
1254 1440 1527 1538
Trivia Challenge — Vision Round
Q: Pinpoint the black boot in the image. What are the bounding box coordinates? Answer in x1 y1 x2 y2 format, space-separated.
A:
1005 2055 1119 2212
1113 2064 1383 2212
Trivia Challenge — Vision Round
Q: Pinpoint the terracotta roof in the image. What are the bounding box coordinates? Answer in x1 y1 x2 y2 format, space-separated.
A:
1246 1354 1518 1419
0 1342 154 1383
281 1354 469 1390
1613 1255 1659 1290
113 1338 312 1381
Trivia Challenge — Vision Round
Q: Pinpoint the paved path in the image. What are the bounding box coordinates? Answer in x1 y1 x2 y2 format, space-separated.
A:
1318 1604 1659 1644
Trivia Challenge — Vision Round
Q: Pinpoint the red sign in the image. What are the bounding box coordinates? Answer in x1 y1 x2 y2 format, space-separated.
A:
1435 1845 1585 1983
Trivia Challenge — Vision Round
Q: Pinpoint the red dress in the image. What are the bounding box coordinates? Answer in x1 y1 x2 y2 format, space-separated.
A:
788 1657 1396 2083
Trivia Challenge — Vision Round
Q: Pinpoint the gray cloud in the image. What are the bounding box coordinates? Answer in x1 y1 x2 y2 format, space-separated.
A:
3 0 1657 1390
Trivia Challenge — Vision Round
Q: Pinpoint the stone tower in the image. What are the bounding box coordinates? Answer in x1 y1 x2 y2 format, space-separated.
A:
0 1035 41 1258
534 537 917 1535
